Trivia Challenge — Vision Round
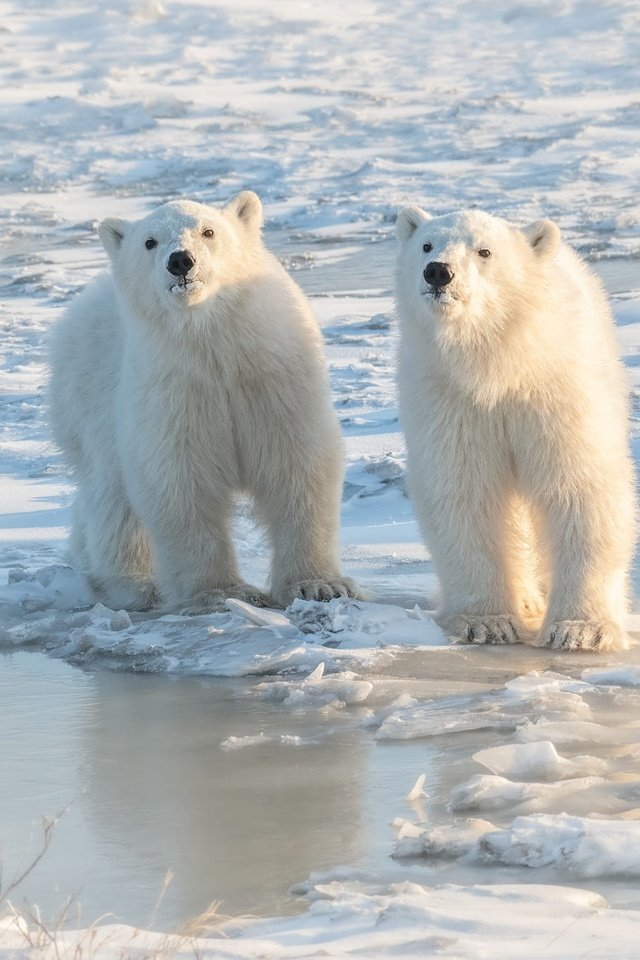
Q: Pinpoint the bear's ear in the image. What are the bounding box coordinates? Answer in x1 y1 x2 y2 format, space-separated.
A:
396 206 431 242
225 191 263 233
523 219 561 260
99 218 129 258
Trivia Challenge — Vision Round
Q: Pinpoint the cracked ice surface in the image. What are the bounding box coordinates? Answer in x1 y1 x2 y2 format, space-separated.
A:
3 0 640 956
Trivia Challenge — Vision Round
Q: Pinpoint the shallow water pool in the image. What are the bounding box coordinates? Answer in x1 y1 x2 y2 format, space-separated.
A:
0 649 432 928
4 636 640 931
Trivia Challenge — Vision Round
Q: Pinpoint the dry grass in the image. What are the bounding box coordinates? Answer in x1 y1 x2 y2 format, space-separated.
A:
1 813 57 905
0 819 253 959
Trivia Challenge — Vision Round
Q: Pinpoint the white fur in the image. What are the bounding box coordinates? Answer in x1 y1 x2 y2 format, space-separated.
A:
49 192 363 612
396 206 636 652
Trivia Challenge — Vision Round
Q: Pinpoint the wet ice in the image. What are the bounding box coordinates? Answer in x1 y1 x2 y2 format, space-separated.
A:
2 0 640 955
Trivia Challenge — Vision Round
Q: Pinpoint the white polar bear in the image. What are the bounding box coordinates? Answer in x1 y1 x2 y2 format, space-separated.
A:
395 206 636 652
49 191 363 612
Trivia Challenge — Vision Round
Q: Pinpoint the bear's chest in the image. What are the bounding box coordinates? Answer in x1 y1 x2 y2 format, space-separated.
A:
120 344 286 481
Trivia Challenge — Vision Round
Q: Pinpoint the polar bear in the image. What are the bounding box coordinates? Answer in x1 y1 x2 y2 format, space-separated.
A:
49 192 363 612
395 205 636 652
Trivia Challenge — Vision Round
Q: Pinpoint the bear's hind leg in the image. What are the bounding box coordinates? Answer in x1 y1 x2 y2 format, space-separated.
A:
69 495 89 575
79 474 156 611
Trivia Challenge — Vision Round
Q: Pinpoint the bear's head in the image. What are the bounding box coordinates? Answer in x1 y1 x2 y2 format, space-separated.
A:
98 191 264 320
395 206 561 345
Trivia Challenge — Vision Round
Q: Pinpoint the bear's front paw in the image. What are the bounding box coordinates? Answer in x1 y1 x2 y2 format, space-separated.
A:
441 614 521 645
177 590 228 615
275 576 367 607
177 584 270 615
225 583 270 607
539 619 628 653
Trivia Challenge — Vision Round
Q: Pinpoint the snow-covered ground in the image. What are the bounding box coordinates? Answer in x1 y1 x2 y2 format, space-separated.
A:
2 0 640 956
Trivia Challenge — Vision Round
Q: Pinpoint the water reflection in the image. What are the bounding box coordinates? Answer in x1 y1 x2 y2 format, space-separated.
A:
0 652 368 929
83 670 367 926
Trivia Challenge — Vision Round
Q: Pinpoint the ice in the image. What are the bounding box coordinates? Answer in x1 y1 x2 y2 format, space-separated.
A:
254 664 374 710
472 741 608 781
394 818 496 860
407 773 427 801
449 773 640 817
376 672 591 740
3 0 640 950
286 597 447 648
220 733 307 751
503 671 589 697
395 812 640 878
480 814 640 878
6 879 640 959
517 719 640 746
1 584 443 676
224 598 298 633
377 697 517 739
583 666 640 688
220 733 269 752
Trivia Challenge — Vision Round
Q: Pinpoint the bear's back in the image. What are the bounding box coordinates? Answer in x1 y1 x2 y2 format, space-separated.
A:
49 273 124 465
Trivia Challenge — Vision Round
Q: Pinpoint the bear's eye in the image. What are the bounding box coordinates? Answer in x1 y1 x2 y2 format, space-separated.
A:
145 238 157 250
478 248 491 258
422 242 433 253
202 228 215 239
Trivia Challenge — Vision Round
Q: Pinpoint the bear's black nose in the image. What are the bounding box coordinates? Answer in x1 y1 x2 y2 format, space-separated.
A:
167 250 196 277
424 261 454 288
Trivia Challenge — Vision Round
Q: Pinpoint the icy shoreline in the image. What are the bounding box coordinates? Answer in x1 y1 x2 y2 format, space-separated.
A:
3 0 640 954
3 877 640 959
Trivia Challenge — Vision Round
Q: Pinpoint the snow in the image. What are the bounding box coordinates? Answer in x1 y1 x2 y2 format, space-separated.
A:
2 0 640 956
4 881 640 959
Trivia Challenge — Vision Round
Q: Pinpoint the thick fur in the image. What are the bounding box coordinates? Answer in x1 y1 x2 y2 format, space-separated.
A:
396 206 636 652
49 192 362 612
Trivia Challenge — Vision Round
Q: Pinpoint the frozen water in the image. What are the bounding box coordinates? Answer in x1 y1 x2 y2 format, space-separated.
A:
449 773 640 817
2 0 640 955
6 880 639 960
375 671 592 740
583 666 640 687
480 814 640 878
472 741 608 781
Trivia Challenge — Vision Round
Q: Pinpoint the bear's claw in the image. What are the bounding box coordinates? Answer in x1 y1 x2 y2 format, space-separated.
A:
275 576 368 607
178 583 270 615
443 614 521 646
539 619 628 652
